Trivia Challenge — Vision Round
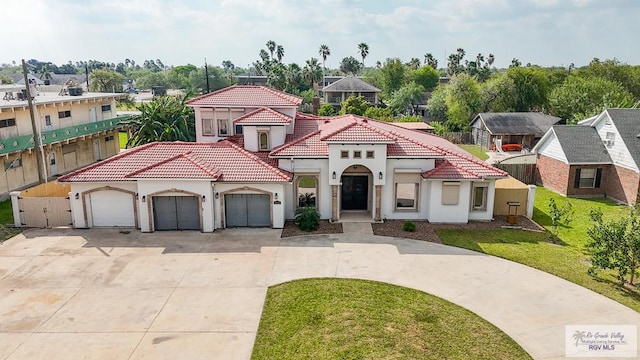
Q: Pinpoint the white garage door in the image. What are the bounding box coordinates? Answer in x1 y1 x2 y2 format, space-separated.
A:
90 190 135 227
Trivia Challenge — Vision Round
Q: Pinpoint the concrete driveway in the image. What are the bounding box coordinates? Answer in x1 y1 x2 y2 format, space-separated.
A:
0 228 639 360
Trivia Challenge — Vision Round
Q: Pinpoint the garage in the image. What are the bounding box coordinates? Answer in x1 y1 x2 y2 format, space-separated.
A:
153 196 201 230
225 194 271 227
90 190 135 227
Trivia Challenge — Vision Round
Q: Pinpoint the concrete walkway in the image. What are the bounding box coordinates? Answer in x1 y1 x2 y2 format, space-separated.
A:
0 228 638 359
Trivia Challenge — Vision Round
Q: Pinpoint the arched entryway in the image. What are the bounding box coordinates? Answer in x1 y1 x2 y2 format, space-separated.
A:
339 165 372 219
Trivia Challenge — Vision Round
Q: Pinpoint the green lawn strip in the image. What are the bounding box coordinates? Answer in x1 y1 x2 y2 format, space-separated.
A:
252 278 531 360
437 187 640 312
0 199 21 242
456 144 489 161
118 131 128 149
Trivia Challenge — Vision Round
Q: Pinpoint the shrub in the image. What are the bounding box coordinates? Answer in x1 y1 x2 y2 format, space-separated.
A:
403 221 416 232
294 206 321 232
318 103 336 116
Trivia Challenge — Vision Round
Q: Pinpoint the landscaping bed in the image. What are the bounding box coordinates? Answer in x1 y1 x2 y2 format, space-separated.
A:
280 220 342 238
372 216 543 243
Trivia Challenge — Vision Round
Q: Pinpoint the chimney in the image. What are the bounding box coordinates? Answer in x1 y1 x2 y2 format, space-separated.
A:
312 97 320 116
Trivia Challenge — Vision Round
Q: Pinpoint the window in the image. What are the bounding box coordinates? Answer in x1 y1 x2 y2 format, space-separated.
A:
366 151 374 159
4 157 22 170
202 118 214 136
472 185 488 211
575 168 601 188
101 104 111 112
353 150 361 159
105 135 114 142
259 131 270 150
341 150 349 159
218 119 228 136
297 176 318 208
0 118 16 128
395 183 417 210
58 110 71 118
235 124 243 135
441 182 460 205
605 132 615 147
44 115 52 126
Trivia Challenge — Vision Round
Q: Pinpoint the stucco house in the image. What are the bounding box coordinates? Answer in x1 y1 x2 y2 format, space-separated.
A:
322 76 381 109
58 85 507 232
0 85 127 196
534 108 640 205
470 112 561 150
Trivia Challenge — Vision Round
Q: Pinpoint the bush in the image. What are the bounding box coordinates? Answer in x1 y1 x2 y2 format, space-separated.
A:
294 206 321 232
403 221 416 232
318 103 336 116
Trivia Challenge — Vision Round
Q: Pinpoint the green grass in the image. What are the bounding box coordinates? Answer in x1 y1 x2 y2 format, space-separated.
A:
252 278 531 360
118 132 128 149
457 144 489 161
0 199 21 242
437 187 640 312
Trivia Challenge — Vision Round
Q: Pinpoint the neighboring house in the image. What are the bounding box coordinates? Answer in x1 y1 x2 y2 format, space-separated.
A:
533 108 640 205
470 112 561 150
59 85 507 232
0 85 128 195
391 122 434 133
322 76 381 109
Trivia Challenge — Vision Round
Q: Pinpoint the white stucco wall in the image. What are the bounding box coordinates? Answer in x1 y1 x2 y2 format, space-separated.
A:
213 183 286 229
328 144 388 187
379 159 435 220
468 180 496 221
242 126 286 152
137 180 215 232
281 159 331 219
427 180 472 223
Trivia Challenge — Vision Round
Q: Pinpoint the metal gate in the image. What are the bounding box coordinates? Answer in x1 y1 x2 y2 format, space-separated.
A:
225 194 270 227
18 197 72 228
153 196 200 230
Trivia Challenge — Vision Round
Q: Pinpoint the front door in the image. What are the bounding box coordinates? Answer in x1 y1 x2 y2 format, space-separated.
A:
93 139 101 160
49 152 57 175
341 175 368 210
89 107 98 122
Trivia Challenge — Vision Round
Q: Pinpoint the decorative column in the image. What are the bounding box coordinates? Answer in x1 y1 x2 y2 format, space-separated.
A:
375 185 382 222
331 185 339 222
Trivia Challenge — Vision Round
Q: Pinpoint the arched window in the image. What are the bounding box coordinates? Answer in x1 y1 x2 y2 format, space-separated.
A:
296 175 318 208
259 132 269 150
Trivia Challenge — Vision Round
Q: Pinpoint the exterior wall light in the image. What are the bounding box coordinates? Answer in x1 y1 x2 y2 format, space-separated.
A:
142 195 146 203
215 192 219 199
274 192 278 200
332 171 336 179
75 193 79 200
202 195 206 202
379 171 383 180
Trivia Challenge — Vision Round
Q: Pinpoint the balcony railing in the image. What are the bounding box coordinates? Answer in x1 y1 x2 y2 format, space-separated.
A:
0 115 131 155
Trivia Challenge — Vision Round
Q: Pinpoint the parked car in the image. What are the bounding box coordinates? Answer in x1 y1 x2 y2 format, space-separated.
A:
124 88 139 94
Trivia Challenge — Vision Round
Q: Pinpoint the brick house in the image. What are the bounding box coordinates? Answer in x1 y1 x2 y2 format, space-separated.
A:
533 109 640 204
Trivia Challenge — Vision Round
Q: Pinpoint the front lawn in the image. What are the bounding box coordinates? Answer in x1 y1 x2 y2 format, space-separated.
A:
252 278 531 360
118 131 128 149
0 199 21 242
457 144 489 161
438 187 640 312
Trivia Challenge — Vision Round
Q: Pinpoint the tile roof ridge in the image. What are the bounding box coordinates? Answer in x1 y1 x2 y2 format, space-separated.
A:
260 86 303 105
184 85 239 105
124 151 218 178
373 121 447 155
221 140 292 181
58 142 158 182
181 152 222 178
270 129 322 156
436 145 508 177
356 118 398 140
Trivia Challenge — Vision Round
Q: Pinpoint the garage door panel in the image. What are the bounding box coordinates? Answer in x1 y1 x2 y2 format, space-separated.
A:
91 191 135 227
225 194 248 227
247 194 270 227
176 196 200 230
225 193 270 228
153 196 200 231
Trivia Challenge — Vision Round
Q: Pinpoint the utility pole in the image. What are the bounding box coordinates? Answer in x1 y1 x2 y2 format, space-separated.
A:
22 59 46 184
204 58 210 94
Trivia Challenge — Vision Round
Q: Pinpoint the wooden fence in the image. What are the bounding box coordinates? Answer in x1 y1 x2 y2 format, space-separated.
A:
494 163 537 185
18 197 72 228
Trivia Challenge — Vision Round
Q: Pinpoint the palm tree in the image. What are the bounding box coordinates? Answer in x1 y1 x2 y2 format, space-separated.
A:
358 42 369 69
424 53 437 69
276 45 285 62
266 40 277 59
303 58 323 92
319 44 331 87
407 58 421 70
487 54 495 67
124 96 195 148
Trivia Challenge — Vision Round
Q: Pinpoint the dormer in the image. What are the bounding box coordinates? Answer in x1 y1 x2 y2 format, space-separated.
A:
185 86 302 147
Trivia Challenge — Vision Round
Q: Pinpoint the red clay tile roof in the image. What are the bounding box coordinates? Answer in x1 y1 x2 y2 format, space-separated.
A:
421 160 482 179
320 121 397 143
233 107 292 125
185 86 302 107
58 141 292 183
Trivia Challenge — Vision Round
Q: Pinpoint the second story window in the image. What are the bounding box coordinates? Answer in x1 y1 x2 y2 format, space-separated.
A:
341 151 349 159
0 118 16 128
202 118 214 136
259 131 270 151
45 115 52 127
218 119 228 136
58 110 71 119
353 150 361 159
101 104 111 112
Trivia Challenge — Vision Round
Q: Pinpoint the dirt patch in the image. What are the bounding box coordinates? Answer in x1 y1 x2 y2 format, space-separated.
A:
281 220 343 238
372 216 544 243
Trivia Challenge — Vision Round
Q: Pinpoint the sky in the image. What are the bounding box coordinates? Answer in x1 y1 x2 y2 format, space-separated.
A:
2 0 640 69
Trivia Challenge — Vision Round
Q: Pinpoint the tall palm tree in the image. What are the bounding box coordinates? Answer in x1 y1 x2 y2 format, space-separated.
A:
303 58 323 92
358 42 369 69
266 40 277 59
276 45 285 62
318 44 331 88
487 54 495 67
424 53 438 69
